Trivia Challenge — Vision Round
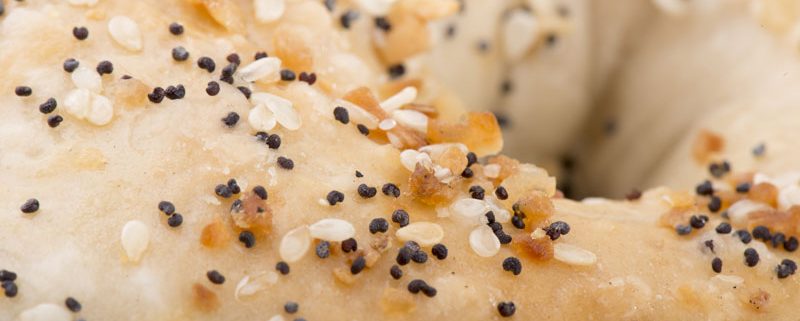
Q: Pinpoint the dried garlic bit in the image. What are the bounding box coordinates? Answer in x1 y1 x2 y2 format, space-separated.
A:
231 192 273 234
121 220 150 263
658 208 692 229
273 25 315 71
428 112 503 157
380 287 417 315
268 315 286 321
309 218 355 242
553 243 597 266
18 303 71 321
106 77 149 108
502 9 539 61
343 87 390 119
396 0 459 20
661 191 695 209
748 182 779 207
279 225 311 263
333 266 357 285
500 164 557 200
408 163 454 205
514 191 554 229
469 225 500 257
364 248 382 267
196 0 245 31
691 129 724 164
378 4 430 64
747 206 800 235
254 0 286 23
433 145 467 177
513 234 553 261
727 199 770 226
488 155 520 183
396 222 444 246
387 126 427 150
200 218 231 248
235 271 279 301
370 233 393 253
192 283 221 313
108 16 143 51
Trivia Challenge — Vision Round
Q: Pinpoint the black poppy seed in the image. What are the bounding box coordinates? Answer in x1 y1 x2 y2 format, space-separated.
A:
388 64 405 79
197 57 216 73
333 106 350 124
63 58 79 73
276 261 290 274
0 270 16 282
469 185 485 200
253 185 268 200
461 167 474 178
708 196 722 212
0 2 4 16
215 184 233 198
696 180 714 196
502 257 522 275
356 124 369 135
3 281 18 298
47 115 63 128
477 40 490 52
374 16 391 32
265 134 281 149
407 279 425 293
65 297 82 312
772 232 786 248
711 257 723 273
496 230 512 244
226 53 241 65
221 112 240 127
96 60 113 75
411 250 428 264
294 318 307 321
744 248 760 267
316 241 330 258
220 75 233 85
494 186 509 200
421 285 437 297
172 46 190 61
752 225 771 242
715 222 731 234
704 240 715 253
205 81 220 96
14 86 32 97
72 26 89 40
511 215 525 229
355 170 364 178
392 209 410 227
546 221 571 240
206 270 225 284
357 184 377 198
431 244 448 260
237 86 252 99
158 201 175 215
781 259 797 272
280 69 297 81
20 198 39 213
221 62 238 78
254 51 268 60
752 143 766 157
776 261 797 279
445 24 456 38
230 199 243 213
148 87 165 103
676 224 692 235
164 85 185 100
169 22 184 35
284 302 299 314
298 72 317 85
324 0 335 11
689 215 706 229
735 230 752 244
497 301 516 317
167 213 183 227
466 152 478 167
390 265 403 279
735 182 751 193
340 10 359 29
396 247 412 265
350 256 367 274
785 236 799 252
326 190 345 205
342 238 358 253
121 75 132 79
624 189 643 201
488 222 502 233
382 183 400 198
277 156 294 170
239 230 256 248
405 241 421 252
485 211 496 224
38 98 57 114
369 218 389 234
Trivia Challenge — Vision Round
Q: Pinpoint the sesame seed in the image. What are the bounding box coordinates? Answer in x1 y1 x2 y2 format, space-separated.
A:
3 281 18 298
735 230 752 243
735 182 751 193
298 72 316 85
63 58 79 73
431 244 448 260
169 22 184 35
315 241 330 258
340 10 359 29
276 261 290 275
226 53 241 65
357 184 377 198
502 257 522 275
284 302 299 314
785 236 798 252
215 184 233 198
744 248 760 267
326 190 345 206
172 46 190 61
158 201 175 215
369 218 389 234
35 98 57 115
254 51 268 60
206 81 220 96
72 26 89 40
469 185 485 200
164 85 186 100
461 167 474 178
711 257 722 273
388 64 405 79
65 297 82 312
351 256 366 274
47 115 63 128
715 222 731 234
222 112 240 127
382 183 400 198
266 134 281 149
207 270 225 284
391 209 410 227
253 185 268 200
197 57 216 73
96 60 114 75
708 196 722 212
752 225 771 242
237 86 252 99
545 221 570 240
14 86 32 97
341 238 358 253
497 302 516 317
695 180 714 196
676 224 692 235
277 156 294 170
280 69 297 81
333 106 349 124
374 16 391 31
390 265 403 279
167 213 183 227
20 198 39 213
239 231 256 248
0 270 17 282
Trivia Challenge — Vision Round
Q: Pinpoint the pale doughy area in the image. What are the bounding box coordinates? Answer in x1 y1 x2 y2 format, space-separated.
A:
1 0 800 320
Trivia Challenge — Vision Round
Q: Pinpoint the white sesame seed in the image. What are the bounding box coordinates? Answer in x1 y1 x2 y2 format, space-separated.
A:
279 225 311 263
254 0 286 23
433 165 452 181
235 271 279 301
121 220 150 263
308 218 355 242
450 198 488 225
778 184 800 210
418 143 469 156
248 104 278 132
469 225 500 257
651 0 688 15
268 315 285 321
67 0 99 7
238 57 282 82
87 94 114 126
483 164 501 178
553 243 597 266
71 66 103 93
395 222 444 247
108 16 143 51
63 88 92 120
354 0 395 15
250 93 301 130
386 132 403 148
484 197 511 223
391 109 428 133
380 86 417 112
502 9 539 61
378 118 397 131
399 149 432 172
335 99 379 128
18 303 71 321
